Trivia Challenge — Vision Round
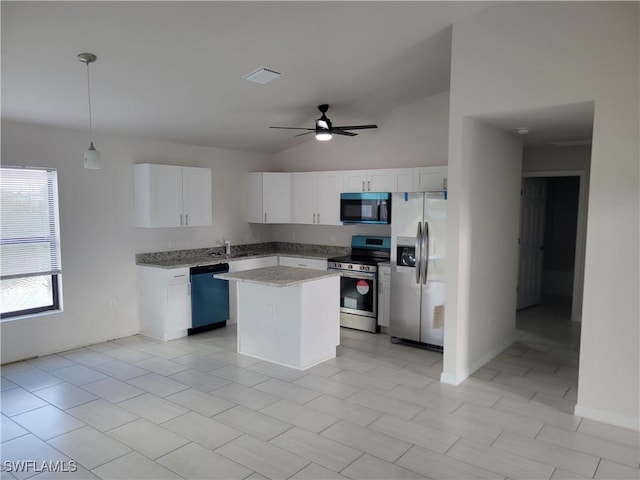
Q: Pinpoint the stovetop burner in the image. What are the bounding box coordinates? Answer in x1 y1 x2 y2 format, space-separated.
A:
328 235 391 272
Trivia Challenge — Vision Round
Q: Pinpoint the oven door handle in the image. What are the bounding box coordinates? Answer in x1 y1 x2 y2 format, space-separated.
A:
336 271 376 280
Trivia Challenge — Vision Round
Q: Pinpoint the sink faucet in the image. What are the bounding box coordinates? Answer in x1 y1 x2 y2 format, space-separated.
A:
223 239 231 255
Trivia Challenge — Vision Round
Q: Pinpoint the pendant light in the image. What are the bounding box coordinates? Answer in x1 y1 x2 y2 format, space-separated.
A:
77 53 101 169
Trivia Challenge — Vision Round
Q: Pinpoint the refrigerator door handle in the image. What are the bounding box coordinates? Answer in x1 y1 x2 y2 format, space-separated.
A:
415 221 422 284
422 221 429 285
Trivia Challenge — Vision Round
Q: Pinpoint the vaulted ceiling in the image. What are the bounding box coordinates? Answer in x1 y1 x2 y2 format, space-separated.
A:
1 1 494 153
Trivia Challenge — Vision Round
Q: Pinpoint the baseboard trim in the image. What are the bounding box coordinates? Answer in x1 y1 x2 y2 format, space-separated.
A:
440 372 464 385
440 332 521 386
574 404 639 431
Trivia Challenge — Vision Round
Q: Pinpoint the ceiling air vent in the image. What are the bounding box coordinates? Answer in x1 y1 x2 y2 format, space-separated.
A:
242 67 282 85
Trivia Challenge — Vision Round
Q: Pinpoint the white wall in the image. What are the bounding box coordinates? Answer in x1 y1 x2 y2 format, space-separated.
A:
523 145 591 173
0 121 275 363
446 2 639 429
441 117 522 384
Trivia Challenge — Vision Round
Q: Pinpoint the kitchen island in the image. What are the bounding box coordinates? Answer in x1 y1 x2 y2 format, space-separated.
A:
216 266 340 370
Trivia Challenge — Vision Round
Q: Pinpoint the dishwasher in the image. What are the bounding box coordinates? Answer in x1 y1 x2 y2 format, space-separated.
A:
189 263 230 334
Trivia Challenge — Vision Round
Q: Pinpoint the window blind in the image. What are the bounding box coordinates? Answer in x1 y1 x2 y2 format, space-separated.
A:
1 166 61 280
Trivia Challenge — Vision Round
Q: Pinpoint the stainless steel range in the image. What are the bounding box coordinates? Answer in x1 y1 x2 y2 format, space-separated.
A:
328 235 391 333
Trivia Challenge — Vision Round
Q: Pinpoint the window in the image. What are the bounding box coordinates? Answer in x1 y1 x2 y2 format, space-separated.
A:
1 166 62 318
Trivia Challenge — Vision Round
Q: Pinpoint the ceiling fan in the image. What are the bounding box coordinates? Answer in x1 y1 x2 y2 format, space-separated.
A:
269 104 377 141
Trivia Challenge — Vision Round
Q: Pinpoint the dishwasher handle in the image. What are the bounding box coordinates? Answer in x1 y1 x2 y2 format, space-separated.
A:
190 263 229 276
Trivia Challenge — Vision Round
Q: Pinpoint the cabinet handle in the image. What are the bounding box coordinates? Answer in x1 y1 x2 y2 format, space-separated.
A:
443 178 448 190
362 181 365 191
313 213 316 223
317 213 320 223
185 213 189 226
179 214 184 226
297 263 308 267
367 180 371 191
173 274 186 278
264 212 267 223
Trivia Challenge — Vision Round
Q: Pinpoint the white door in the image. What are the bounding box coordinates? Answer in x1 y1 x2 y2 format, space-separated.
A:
316 171 343 225
291 172 317 224
182 167 212 226
517 178 547 309
149 165 183 227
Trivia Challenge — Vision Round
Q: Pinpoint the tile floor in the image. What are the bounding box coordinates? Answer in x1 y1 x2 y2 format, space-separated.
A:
1 301 638 480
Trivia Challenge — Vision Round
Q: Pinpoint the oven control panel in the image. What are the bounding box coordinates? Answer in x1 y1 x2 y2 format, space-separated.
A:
328 262 377 274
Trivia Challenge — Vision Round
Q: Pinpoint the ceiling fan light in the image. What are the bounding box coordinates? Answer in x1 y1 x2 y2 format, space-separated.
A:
317 119 329 129
315 132 332 141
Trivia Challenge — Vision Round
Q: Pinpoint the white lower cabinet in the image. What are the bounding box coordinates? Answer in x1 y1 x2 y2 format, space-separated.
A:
278 256 327 270
378 265 391 329
138 266 191 341
228 256 279 323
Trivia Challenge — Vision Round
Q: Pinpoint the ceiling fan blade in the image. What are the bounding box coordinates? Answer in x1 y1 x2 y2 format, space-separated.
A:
294 131 315 137
332 124 378 131
269 126 315 131
332 129 358 137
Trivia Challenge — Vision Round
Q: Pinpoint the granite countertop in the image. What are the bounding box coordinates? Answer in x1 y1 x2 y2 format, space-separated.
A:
137 252 274 269
215 266 340 287
136 242 350 269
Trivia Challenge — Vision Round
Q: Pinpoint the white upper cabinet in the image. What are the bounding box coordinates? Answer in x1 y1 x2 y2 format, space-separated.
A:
135 164 212 228
291 172 317 225
316 171 343 225
412 166 448 192
181 167 213 226
342 169 412 193
343 170 368 192
291 171 343 225
367 169 399 192
248 172 291 224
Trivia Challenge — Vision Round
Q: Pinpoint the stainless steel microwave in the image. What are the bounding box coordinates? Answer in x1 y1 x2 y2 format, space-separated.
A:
340 192 391 224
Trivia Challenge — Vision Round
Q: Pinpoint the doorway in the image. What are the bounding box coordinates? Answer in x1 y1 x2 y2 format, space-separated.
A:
517 170 588 322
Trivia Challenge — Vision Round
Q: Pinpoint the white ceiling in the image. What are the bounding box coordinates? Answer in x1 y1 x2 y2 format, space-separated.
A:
1 1 494 153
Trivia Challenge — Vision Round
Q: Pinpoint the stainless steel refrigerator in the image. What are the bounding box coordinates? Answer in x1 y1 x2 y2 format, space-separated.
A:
390 192 446 349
